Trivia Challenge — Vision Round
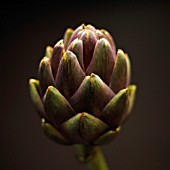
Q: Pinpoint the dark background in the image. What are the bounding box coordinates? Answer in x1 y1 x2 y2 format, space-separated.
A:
1 1 170 170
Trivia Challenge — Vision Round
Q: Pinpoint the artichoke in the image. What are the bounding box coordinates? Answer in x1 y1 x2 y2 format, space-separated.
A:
29 24 136 145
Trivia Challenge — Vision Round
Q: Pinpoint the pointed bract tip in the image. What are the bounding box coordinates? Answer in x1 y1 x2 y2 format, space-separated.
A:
40 56 49 65
66 28 74 32
46 46 51 49
71 38 80 47
116 126 121 132
86 24 96 31
125 88 129 95
82 23 86 29
45 86 60 97
117 49 129 58
99 38 110 46
63 50 74 61
45 46 53 58
41 118 45 124
44 86 57 99
100 29 109 35
80 112 87 119
89 73 97 83
47 85 54 91
90 73 96 78
29 78 37 84
54 39 64 47
117 49 125 55
130 84 137 91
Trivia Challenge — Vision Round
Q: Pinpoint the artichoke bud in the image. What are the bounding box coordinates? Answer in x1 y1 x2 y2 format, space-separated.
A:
29 24 137 146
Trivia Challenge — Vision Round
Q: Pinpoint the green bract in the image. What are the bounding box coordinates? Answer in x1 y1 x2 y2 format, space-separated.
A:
29 24 136 145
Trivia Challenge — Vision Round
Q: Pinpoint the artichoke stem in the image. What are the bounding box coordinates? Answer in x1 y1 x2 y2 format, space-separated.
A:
75 144 109 170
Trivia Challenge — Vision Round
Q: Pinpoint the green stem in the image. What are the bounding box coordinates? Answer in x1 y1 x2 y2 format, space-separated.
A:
75 144 109 170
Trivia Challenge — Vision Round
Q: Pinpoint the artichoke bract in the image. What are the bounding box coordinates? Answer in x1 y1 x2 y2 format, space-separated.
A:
29 24 136 145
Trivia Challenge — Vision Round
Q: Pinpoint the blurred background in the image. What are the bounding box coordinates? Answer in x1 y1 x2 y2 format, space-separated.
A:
1 1 170 170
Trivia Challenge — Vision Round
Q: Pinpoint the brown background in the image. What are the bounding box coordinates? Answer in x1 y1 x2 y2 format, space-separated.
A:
1 1 170 170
